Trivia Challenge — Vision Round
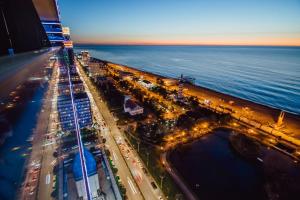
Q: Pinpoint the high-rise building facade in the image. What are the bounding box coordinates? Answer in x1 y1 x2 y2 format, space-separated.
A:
32 0 64 46
57 92 93 132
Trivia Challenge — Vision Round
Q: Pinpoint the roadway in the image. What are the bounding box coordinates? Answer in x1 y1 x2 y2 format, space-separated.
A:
76 61 165 200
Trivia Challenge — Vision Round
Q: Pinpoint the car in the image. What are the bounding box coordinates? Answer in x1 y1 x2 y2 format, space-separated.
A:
63 158 73 164
71 145 78 150
151 181 157 189
84 142 91 146
92 149 101 154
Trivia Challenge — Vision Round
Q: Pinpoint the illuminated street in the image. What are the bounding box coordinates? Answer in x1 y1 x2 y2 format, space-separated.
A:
77 60 165 200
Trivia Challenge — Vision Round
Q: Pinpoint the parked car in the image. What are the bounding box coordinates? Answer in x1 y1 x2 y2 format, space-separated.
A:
151 181 157 189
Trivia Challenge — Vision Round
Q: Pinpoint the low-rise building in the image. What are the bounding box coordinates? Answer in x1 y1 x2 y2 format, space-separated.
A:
138 79 155 89
81 51 90 67
87 59 108 78
163 78 178 86
118 71 134 80
123 95 143 116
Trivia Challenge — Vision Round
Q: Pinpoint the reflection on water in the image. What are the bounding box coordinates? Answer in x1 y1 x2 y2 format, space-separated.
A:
169 129 300 200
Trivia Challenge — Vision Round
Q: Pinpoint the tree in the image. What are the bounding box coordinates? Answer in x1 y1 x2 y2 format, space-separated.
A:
151 85 168 98
53 151 58 158
176 113 194 129
51 190 58 198
156 77 165 86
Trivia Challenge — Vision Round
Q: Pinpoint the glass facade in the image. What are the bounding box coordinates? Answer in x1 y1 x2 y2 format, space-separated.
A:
43 24 62 33
57 64 92 132
41 21 64 46
57 93 92 132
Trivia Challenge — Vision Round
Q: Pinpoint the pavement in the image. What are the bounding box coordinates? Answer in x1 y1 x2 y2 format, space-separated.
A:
77 61 165 200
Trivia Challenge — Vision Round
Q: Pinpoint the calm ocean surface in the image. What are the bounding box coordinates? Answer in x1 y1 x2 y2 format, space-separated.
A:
74 45 300 114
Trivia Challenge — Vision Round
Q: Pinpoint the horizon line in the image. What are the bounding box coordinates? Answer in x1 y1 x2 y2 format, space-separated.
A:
73 42 300 47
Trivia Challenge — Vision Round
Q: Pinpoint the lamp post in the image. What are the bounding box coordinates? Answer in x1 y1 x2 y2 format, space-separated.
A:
160 174 165 190
137 140 141 152
146 151 150 167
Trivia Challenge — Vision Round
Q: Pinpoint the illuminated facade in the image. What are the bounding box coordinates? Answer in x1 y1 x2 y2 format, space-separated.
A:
57 64 92 132
32 0 64 46
81 51 90 67
57 92 93 132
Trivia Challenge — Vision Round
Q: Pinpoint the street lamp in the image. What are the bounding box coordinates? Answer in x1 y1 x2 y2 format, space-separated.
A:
160 174 165 190
137 140 141 152
146 151 150 167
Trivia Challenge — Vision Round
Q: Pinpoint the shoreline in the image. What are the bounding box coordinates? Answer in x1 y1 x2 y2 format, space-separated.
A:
90 57 300 145
75 44 300 48
82 55 300 199
92 57 300 115
161 151 199 200
166 128 300 200
167 125 300 199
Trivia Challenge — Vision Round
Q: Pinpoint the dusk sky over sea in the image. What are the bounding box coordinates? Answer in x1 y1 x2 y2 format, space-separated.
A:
2 1 300 200
59 0 300 46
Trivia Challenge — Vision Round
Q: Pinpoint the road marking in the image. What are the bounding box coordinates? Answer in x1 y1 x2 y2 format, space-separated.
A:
112 151 118 161
127 177 137 194
45 174 51 185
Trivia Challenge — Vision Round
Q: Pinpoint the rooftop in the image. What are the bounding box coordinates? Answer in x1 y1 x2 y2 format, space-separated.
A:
125 99 139 110
58 92 89 101
72 149 97 181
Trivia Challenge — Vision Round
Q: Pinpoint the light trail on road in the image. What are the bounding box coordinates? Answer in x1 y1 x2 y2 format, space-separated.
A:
127 177 138 194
